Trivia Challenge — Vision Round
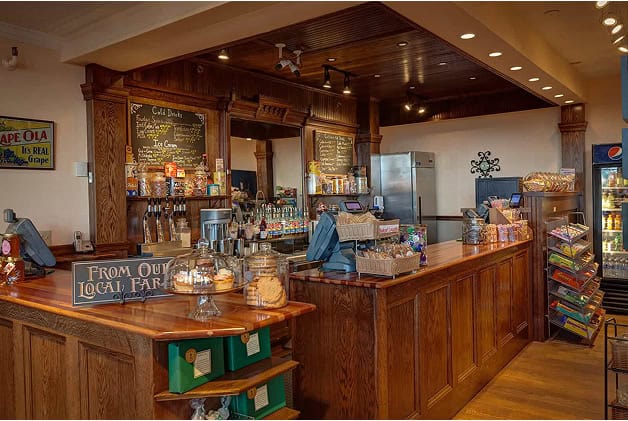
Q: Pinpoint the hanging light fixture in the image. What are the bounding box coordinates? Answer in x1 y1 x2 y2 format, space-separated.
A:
218 49 230 60
417 106 426 115
342 73 351 95
404 101 413 111
322 66 332 89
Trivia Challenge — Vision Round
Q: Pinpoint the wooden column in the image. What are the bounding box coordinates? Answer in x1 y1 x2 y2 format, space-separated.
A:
255 140 274 201
81 64 129 255
558 104 587 198
356 97 383 180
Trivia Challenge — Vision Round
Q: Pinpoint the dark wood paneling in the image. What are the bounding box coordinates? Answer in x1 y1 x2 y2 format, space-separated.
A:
559 103 587 195
451 274 477 384
477 267 497 364
23 327 67 419
89 99 128 246
0 319 14 419
496 259 514 347
291 281 376 419
80 343 137 419
513 250 530 335
387 297 419 419
420 284 452 410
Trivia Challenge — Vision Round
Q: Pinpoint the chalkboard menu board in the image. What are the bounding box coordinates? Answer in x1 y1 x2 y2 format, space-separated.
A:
315 131 354 175
130 102 206 167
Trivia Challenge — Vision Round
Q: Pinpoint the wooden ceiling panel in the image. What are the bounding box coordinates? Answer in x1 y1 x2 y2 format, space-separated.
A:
192 2 552 119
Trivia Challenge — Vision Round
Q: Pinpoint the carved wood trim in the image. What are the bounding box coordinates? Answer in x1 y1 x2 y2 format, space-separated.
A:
255 95 290 123
124 78 220 109
558 122 588 133
305 115 359 131
81 83 129 103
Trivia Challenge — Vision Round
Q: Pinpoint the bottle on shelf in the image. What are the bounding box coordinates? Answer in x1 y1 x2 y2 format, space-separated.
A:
259 216 268 240
609 171 617 188
609 214 616 231
603 212 609 230
618 168 624 187
175 218 191 248
615 213 623 231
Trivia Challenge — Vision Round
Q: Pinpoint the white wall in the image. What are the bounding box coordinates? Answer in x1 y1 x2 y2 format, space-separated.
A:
0 38 88 245
272 137 303 201
230 136 257 171
380 107 562 216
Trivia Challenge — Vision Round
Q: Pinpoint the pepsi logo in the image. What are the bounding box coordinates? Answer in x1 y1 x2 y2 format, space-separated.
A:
609 146 623 160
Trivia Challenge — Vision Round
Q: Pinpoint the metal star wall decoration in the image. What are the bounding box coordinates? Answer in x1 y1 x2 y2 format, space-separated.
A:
471 151 501 178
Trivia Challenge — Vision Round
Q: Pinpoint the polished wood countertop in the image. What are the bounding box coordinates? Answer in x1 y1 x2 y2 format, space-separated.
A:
290 239 531 289
0 270 315 340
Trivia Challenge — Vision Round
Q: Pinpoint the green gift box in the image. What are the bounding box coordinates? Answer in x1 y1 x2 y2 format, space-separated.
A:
224 327 271 371
229 374 286 419
168 337 225 393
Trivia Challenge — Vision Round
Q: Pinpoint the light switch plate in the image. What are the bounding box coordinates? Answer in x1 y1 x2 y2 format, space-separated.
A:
74 161 88 177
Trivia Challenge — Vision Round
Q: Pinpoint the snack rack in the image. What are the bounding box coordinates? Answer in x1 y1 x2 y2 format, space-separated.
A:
546 214 605 344
605 318 628 419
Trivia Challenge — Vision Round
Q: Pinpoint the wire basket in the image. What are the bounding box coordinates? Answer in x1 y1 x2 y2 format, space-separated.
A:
336 219 400 242
611 336 628 370
612 404 628 420
356 254 420 278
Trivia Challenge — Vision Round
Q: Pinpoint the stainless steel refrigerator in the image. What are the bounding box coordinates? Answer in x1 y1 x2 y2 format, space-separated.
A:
378 151 437 243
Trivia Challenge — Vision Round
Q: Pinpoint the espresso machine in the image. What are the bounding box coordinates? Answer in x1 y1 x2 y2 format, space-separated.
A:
200 208 233 254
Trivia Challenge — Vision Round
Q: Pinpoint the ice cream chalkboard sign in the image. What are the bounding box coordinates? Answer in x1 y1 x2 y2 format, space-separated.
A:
314 131 354 175
130 101 206 167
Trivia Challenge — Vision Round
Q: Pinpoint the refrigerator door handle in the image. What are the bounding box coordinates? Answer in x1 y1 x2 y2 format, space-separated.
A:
418 196 422 224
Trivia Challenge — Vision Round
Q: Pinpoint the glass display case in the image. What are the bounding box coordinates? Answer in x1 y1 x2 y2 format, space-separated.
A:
593 144 628 313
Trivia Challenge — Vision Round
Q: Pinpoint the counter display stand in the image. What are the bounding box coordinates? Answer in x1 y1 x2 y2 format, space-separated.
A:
546 216 605 344
605 318 628 420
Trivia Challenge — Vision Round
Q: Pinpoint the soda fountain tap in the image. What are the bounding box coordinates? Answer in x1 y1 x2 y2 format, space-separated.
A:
142 198 153 244
164 199 176 241
155 198 165 243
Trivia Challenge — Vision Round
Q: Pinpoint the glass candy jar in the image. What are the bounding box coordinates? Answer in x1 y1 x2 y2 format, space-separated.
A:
243 242 288 309
151 171 167 198
164 240 241 319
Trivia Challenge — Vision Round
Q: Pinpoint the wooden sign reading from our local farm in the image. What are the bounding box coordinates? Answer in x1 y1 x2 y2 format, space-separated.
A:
0 116 54 169
72 257 173 306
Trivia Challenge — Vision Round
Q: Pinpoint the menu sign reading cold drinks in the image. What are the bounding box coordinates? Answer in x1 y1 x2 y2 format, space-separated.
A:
130 101 206 167
315 131 354 175
0 116 54 169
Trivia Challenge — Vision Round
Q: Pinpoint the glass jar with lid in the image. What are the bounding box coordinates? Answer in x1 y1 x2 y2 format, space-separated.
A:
243 242 288 309
151 171 167 198
164 239 241 319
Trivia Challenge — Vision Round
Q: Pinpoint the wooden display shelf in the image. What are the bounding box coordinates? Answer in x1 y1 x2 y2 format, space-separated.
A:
127 195 228 201
154 357 298 401
263 407 300 420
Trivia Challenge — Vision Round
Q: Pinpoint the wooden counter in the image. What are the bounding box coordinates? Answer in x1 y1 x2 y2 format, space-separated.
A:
290 239 531 419
0 271 315 419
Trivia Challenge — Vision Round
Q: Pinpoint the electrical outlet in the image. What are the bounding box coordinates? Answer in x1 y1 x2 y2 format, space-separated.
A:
39 230 51 246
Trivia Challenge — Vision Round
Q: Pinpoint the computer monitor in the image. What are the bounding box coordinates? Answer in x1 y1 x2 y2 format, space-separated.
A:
3 209 56 267
509 193 523 208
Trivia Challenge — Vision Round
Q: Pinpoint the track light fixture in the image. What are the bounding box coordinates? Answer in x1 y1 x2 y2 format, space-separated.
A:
218 49 229 60
321 65 356 94
403 90 429 115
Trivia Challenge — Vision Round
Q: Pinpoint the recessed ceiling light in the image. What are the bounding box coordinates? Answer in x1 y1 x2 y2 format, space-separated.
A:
374 74 381 78
417 107 426 114
246 137 252 141
596 0 609 8
438 62 447 66
528 77 540 82
409 85 415 89
469 76 476 80
542 86 553 90
488 51 502 57
510 66 523 71
619 45 628 53
614 35 626 44
460 33 476 40
554 94 564 98
327 57 336 62
612 24 624 35
604 16 618 27
397 41 408 47
565 100 574 104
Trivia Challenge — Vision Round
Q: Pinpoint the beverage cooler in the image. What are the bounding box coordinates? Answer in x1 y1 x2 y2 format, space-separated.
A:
593 144 628 313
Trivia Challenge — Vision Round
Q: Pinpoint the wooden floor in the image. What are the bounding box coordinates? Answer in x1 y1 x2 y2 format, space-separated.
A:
454 317 628 420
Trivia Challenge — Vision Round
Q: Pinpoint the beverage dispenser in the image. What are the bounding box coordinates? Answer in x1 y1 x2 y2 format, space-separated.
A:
200 208 231 249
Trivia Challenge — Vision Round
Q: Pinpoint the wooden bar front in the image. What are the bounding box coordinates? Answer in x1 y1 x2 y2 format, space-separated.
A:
290 240 531 419
0 272 315 419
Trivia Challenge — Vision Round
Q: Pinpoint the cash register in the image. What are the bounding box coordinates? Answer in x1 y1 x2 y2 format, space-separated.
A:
306 211 356 272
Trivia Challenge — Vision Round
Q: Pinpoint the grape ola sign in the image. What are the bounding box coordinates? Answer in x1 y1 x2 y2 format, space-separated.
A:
0 116 54 169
